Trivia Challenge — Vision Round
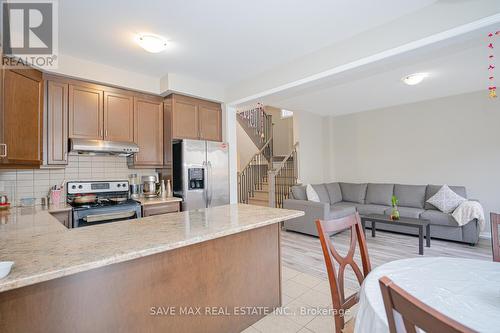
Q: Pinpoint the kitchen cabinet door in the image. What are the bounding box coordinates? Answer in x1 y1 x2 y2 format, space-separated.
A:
2 68 43 165
132 97 163 167
46 80 69 165
172 95 199 140
69 84 103 140
104 92 134 142
163 98 173 167
198 103 222 142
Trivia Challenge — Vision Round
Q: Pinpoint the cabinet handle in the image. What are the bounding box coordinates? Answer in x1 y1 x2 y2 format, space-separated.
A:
0 144 7 158
105 129 108 138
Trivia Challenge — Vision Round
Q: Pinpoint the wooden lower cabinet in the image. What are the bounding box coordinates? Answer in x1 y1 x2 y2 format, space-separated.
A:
142 202 180 217
130 96 163 167
1 68 44 166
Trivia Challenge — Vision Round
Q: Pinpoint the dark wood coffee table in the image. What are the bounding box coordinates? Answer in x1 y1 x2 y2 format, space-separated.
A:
359 214 431 255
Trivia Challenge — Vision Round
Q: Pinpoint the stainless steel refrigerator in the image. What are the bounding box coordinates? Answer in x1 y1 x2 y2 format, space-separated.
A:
172 139 229 211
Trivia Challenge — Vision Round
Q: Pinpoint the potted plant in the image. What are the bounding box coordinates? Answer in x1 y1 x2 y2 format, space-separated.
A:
390 195 400 220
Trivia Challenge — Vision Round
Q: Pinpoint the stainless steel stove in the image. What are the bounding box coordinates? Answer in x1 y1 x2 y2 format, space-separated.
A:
67 180 142 228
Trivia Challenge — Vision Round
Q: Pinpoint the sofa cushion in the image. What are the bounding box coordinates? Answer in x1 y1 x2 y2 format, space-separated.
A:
394 184 427 209
365 183 394 206
291 185 307 200
339 183 368 204
306 184 320 202
426 185 466 214
325 182 342 204
311 184 330 203
424 185 467 210
327 205 356 220
420 210 460 227
331 202 357 209
383 207 424 219
356 204 388 215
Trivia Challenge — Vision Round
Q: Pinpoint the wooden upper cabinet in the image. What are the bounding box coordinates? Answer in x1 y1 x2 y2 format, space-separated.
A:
68 84 103 140
163 97 173 168
171 94 222 142
104 92 134 142
46 80 68 165
172 95 199 140
2 68 43 165
132 97 163 167
198 103 222 142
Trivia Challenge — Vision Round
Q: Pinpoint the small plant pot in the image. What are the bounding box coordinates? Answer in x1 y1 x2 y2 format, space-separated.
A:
390 207 400 221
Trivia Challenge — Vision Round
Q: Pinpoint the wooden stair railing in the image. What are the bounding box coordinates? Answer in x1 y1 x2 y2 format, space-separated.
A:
237 137 273 204
268 142 299 208
237 104 273 152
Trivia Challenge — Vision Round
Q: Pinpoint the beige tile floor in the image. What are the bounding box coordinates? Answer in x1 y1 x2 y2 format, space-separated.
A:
241 266 355 333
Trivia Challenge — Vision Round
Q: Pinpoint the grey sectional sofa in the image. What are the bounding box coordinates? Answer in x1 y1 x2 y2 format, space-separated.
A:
283 183 480 245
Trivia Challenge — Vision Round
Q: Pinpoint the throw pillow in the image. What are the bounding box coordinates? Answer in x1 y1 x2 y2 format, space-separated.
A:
306 184 320 202
426 184 466 214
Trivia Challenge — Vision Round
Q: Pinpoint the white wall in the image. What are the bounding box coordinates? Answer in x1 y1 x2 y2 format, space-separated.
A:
327 91 500 236
160 73 226 102
236 122 259 172
294 110 329 184
264 107 294 156
48 54 160 94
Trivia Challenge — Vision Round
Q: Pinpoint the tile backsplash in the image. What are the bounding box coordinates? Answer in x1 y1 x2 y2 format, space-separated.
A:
0 155 156 206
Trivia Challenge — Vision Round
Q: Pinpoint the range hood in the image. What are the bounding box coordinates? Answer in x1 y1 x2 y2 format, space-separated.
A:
69 139 139 156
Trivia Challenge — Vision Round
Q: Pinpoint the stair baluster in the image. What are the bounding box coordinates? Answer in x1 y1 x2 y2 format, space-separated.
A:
237 137 273 205
268 143 299 208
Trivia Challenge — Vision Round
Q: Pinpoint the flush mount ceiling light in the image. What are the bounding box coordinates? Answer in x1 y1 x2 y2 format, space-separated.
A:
135 33 168 53
402 73 429 86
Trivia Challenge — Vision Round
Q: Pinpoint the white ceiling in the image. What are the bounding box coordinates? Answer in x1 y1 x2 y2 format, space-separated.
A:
59 0 437 85
256 27 499 116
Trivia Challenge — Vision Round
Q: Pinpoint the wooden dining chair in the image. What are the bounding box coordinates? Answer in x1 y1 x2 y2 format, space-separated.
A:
315 212 371 333
490 213 500 262
379 276 476 333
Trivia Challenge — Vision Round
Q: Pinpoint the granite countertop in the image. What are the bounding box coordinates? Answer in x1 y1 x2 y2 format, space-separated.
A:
135 196 182 206
0 204 71 237
0 204 303 292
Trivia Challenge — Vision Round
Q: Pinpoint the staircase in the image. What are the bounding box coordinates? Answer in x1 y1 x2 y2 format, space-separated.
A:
237 105 298 208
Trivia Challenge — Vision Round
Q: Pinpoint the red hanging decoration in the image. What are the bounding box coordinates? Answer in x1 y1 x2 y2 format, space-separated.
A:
488 32 498 98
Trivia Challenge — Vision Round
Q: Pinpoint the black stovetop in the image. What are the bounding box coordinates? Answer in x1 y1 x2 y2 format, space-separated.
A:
70 198 140 211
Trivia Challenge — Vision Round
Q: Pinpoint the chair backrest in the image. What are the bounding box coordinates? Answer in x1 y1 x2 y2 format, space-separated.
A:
379 276 476 333
491 213 500 262
315 212 371 333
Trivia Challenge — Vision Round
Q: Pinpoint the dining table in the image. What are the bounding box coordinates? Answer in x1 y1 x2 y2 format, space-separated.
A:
354 257 500 333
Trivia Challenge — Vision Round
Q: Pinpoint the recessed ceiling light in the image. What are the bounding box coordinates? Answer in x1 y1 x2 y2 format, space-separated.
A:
402 73 429 86
135 33 168 53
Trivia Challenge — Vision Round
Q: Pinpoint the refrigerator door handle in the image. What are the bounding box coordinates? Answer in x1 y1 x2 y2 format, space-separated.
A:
208 161 214 206
202 161 208 207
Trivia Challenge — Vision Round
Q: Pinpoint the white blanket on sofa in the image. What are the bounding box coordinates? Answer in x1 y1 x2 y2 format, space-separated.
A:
452 200 485 231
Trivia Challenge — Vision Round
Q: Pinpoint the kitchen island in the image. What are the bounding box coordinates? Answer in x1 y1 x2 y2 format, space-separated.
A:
0 204 303 333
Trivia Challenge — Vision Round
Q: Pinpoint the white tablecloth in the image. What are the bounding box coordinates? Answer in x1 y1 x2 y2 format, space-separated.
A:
354 257 500 333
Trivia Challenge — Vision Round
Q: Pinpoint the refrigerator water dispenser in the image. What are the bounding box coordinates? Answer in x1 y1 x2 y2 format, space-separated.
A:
188 168 205 190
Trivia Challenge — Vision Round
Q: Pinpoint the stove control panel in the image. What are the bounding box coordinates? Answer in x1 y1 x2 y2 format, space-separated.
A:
67 181 129 194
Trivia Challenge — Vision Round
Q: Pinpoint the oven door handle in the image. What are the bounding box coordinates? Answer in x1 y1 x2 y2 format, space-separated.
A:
83 210 137 223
